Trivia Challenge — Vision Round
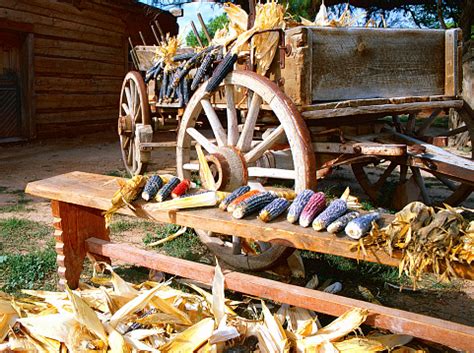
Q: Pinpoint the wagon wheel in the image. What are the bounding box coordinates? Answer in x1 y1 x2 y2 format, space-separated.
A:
352 108 474 208
118 71 151 176
176 70 316 271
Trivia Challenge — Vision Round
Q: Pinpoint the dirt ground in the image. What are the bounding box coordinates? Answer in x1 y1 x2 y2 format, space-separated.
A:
0 130 473 331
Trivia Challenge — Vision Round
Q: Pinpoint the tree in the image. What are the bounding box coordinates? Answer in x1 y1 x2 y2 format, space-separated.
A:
186 14 229 47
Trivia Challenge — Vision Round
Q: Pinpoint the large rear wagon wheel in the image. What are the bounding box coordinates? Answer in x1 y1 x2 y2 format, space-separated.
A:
352 108 474 208
176 70 316 271
118 71 151 176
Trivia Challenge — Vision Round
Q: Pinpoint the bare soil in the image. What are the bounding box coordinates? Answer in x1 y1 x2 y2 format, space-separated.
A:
0 130 473 329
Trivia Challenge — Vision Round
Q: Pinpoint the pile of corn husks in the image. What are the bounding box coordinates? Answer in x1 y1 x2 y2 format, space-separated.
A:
0 261 421 352
358 202 474 287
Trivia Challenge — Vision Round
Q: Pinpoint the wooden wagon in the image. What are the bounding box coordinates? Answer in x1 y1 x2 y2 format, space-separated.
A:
118 26 473 271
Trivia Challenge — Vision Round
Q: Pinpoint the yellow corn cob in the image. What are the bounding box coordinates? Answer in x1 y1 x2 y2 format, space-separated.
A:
104 175 146 227
144 191 227 211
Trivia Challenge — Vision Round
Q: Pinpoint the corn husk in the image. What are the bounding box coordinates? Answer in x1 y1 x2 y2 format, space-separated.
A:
104 175 146 227
196 143 217 191
154 34 180 70
357 202 473 287
146 226 188 247
143 191 226 211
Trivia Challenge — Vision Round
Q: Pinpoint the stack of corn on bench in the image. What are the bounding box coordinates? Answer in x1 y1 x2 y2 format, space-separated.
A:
25 171 474 351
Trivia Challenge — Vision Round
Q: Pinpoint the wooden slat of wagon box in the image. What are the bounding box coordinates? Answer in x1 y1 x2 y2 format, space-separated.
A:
25 171 473 280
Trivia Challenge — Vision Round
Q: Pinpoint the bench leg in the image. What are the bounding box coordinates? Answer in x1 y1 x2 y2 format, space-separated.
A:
51 200 110 289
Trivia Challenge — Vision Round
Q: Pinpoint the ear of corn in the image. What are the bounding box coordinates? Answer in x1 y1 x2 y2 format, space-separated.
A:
232 192 276 219
227 190 261 213
172 52 195 62
145 191 225 211
219 185 251 210
191 49 216 91
287 190 314 224
156 177 181 202
171 179 191 198
345 212 380 240
312 199 348 231
259 198 290 222
299 192 326 228
327 211 360 234
142 175 163 201
206 52 238 92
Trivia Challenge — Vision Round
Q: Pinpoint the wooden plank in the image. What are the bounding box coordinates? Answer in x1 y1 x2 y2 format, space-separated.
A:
302 100 463 120
52 202 110 289
85 238 474 352
35 93 118 111
35 76 123 95
24 172 474 280
307 27 446 101
34 56 125 77
36 108 117 124
36 119 116 138
445 29 462 96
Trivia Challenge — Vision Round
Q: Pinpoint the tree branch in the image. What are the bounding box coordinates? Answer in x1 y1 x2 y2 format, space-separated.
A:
437 0 447 29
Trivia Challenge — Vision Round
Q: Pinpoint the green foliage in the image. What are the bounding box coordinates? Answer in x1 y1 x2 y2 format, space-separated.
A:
0 218 52 252
0 240 57 294
186 14 229 47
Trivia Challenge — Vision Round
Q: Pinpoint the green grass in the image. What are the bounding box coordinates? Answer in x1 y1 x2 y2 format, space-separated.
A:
0 218 52 252
143 224 209 262
0 189 34 213
104 169 129 178
109 217 157 234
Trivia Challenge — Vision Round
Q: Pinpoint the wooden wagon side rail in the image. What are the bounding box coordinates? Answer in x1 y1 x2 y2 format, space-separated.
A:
25 171 473 280
85 237 474 352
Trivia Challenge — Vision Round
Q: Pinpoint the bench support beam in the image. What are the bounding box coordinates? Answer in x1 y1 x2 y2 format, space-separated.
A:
52 201 110 289
85 237 474 352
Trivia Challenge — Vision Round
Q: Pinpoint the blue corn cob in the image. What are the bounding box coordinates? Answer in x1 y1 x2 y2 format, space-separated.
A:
312 199 348 231
287 190 314 224
259 198 290 222
141 175 163 201
345 212 381 240
232 192 277 219
219 186 251 211
156 177 180 202
327 211 360 234
299 192 326 227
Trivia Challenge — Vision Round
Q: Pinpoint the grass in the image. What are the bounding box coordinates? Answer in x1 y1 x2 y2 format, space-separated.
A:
0 189 34 213
104 169 129 178
109 217 157 234
0 218 52 253
143 224 210 263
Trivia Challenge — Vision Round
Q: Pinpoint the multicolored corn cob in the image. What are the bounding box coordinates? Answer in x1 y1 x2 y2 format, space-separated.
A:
326 211 360 234
299 192 326 227
141 175 163 201
312 199 348 231
206 52 238 92
345 212 381 240
226 190 261 213
219 185 251 211
232 192 277 219
287 190 315 224
171 179 191 198
258 198 290 222
156 176 180 202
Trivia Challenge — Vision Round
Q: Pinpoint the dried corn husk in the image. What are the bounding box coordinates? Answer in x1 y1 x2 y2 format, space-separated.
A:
357 202 473 287
104 175 146 227
143 191 226 211
154 34 180 70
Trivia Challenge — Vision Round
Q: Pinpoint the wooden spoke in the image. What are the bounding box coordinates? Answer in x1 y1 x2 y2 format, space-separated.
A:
399 165 408 183
201 99 227 147
248 167 296 180
183 163 200 171
125 87 132 114
237 94 262 152
232 236 242 255
373 161 397 190
406 113 416 134
416 109 442 136
244 126 285 164
225 84 239 146
433 173 457 191
122 136 130 150
186 127 218 153
127 142 133 165
121 103 130 116
130 80 136 115
411 167 432 204
444 125 468 137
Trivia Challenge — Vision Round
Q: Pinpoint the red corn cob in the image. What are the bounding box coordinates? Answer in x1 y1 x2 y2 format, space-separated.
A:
171 179 191 198
226 190 260 213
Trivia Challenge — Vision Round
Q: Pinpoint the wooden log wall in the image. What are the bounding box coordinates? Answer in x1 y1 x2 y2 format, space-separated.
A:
0 0 177 138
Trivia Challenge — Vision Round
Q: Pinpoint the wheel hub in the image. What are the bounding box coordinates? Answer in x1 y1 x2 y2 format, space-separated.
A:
118 115 133 135
201 146 248 191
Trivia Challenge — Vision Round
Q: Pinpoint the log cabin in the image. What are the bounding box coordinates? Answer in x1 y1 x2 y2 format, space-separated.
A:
0 0 178 141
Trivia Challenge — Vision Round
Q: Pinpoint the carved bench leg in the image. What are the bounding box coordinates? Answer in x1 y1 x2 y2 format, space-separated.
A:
51 200 110 289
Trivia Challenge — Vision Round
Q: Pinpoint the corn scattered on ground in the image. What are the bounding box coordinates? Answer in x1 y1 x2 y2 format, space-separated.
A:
0 260 429 353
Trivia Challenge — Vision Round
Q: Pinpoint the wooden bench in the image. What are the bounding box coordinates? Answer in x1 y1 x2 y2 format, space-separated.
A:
25 171 474 351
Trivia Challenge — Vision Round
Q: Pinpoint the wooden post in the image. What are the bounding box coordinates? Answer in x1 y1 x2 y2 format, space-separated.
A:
51 201 110 289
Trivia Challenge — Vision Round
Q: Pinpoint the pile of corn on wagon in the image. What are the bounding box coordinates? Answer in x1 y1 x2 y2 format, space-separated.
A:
1 260 427 352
